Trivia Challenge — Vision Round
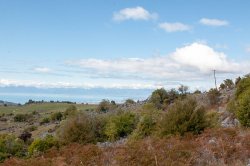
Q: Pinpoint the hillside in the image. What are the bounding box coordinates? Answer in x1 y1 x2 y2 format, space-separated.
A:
0 77 250 166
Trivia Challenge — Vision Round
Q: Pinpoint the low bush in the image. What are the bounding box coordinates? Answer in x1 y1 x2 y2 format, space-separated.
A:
130 109 161 140
236 90 250 127
64 105 78 117
149 88 179 110
50 112 63 121
124 99 136 105
0 134 26 162
57 112 106 144
207 88 221 105
28 135 59 155
24 125 37 132
104 111 138 141
158 98 208 136
96 99 116 113
40 117 50 125
14 114 33 122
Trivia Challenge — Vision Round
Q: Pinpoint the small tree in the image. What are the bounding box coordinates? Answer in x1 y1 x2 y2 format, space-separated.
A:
159 98 207 136
224 79 234 89
178 85 189 95
96 100 114 113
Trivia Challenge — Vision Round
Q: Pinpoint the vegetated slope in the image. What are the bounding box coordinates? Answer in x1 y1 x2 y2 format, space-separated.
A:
1 77 250 166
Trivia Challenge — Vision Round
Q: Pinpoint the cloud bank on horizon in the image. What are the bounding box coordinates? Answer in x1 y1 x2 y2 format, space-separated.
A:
1 42 248 90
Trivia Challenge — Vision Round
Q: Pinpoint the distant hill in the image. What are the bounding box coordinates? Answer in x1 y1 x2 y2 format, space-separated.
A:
0 100 19 106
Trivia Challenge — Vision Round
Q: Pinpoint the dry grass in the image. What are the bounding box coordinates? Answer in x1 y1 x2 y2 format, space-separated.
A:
2 128 249 166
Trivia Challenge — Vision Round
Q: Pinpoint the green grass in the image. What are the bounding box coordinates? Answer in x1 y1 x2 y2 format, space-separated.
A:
0 103 97 115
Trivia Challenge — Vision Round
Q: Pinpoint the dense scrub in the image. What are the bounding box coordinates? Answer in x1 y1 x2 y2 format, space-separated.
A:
1 80 250 165
158 98 208 136
227 76 250 127
2 128 250 166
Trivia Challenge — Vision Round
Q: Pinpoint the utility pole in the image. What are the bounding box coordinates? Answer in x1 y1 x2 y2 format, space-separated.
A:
213 70 217 90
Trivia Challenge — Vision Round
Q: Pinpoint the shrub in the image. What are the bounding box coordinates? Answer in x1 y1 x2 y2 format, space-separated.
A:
220 83 226 90
236 90 250 127
0 134 26 162
223 79 234 89
159 98 208 136
104 111 138 141
28 135 59 155
24 126 37 132
40 117 50 125
207 88 221 105
124 99 136 105
51 112 63 121
194 90 201 94
14 114 33 122
64 105 78 117
57 112 106 144
130 109 161 140
96 99 116 113
149 88 179 109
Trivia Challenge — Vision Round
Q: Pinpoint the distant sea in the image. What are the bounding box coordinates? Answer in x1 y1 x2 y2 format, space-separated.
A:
0 87 153 104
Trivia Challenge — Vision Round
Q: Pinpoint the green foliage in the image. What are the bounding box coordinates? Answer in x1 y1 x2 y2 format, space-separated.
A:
178 84 189 95
104 111 138 141
235 76 241 85
159 98 208 136
57 112 106 144
223 79 234 89
205 111 220 128
220 83 226 90
207 88 221 105
28 135 59 155
50 112 63 121
235 76 250 98
236 89 250 127
40 117 50 124
149 88 179 109
96 99 116 113
64 105 78 117
14 114 33 122
227 99 237 114
193 90 201 94
130 109 161 140
124 99 136 105
24 126 37 132
0 134 26 162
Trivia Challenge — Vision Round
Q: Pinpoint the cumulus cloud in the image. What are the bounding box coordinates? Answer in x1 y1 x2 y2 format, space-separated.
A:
67 43 245 81
200 18 229 26
170 43 239 73
113 7 157 21
159 22 191 32
34 67 52 73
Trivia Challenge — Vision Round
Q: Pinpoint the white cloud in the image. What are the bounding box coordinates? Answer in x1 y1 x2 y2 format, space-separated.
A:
67 43 246 81
2 43 248 90
200 18 229 26
34 67 52 73
113 7 157 21
170 43 239 73
159 22 191 32
0 78 159 89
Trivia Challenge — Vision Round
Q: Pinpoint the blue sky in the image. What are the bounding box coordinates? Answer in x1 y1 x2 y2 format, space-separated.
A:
0 0 250 90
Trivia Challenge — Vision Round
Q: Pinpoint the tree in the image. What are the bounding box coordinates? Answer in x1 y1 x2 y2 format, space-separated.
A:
219 83 226 90
178 85 189 95
223 79 234 89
